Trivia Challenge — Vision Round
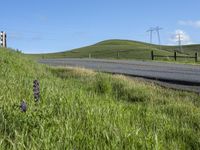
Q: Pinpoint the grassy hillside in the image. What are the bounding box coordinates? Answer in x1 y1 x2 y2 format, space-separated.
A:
29 40 200 62
1 47 200 149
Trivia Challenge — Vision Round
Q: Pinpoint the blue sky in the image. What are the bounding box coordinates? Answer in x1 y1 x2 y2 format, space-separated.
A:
1 0 200 53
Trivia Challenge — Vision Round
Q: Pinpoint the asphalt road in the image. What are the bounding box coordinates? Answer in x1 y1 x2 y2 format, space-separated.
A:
39 58 200 93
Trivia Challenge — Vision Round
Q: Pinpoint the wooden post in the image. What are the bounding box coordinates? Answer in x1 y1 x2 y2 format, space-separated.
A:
151 51 154 60
174 51 177 61
195 52 198 62
89 53 91 59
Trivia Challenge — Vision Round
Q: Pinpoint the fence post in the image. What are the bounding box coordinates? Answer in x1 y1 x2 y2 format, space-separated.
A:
117 51 119 59
89 53 91 59
195 52 198 62
174 51 177 61
151 51 154 60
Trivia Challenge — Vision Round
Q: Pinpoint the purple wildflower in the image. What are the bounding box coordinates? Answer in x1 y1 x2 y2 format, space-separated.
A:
20 100 27 112
33 80 40 102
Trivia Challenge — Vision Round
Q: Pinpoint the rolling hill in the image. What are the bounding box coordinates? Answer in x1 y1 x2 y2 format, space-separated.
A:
29 39 200 61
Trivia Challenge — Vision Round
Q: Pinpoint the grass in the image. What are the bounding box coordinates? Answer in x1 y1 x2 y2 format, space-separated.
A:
28 39 200 63
1 47 200 149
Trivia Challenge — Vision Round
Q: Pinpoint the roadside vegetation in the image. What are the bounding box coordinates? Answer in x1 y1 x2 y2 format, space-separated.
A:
1 47 200 149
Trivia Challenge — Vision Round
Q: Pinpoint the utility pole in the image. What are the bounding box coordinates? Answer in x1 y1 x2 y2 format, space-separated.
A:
0 31 7 48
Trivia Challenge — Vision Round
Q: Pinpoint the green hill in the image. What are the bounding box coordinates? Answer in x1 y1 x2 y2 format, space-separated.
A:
1 47 200 149
29 39 200 61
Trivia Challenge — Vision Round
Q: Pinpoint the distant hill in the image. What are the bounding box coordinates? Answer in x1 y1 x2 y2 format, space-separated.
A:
29 39 200 60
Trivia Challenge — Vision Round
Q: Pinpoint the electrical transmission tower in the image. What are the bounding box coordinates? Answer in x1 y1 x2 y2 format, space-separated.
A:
147 26 163 50
177 33 183 52
155 26 163 50
147 27 155 44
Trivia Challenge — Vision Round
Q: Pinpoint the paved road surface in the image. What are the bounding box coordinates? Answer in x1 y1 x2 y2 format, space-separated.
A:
39 58 200 93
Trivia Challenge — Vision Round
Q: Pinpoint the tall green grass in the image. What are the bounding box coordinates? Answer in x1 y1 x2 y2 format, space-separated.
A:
1 48 200 149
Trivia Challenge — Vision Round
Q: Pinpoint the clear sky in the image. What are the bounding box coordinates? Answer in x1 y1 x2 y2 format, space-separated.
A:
1 0 200 53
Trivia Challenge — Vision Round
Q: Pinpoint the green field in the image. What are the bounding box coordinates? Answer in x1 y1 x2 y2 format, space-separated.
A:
29 39 200 63
1 47 200 149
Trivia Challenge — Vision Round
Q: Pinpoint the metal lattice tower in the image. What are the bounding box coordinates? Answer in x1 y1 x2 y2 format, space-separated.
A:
147 27 163 50
147 27 155 44
154 26 163 50
177 33 183 52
